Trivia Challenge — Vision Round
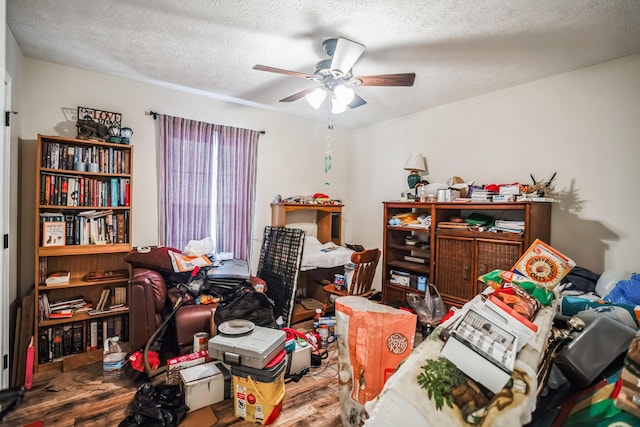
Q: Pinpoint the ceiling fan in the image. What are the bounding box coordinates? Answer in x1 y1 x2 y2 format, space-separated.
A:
253 37 415 114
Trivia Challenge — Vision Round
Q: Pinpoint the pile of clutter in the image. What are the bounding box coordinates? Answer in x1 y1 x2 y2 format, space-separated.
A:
274 193 342 205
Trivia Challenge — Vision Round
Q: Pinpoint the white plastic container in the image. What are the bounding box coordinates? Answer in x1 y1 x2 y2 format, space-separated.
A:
180 361 231 412
103 337 127 380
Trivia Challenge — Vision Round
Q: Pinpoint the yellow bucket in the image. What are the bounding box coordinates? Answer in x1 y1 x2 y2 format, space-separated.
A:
232 358 286 425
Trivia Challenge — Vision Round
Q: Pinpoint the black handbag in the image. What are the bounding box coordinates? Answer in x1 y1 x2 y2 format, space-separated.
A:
212 280 276 328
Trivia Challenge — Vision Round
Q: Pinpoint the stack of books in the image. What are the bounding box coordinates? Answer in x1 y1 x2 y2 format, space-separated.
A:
39 296 89 320
88 288 128 315
469 189 497 201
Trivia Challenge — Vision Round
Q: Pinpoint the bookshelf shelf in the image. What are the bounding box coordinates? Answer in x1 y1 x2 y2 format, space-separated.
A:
39 308 130 327
34 134 133 372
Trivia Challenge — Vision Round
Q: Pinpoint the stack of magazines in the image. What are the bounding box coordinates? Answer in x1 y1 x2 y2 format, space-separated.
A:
490 220 525 234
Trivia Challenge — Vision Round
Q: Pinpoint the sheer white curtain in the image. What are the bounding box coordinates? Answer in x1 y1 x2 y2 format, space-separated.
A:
157 115 260 261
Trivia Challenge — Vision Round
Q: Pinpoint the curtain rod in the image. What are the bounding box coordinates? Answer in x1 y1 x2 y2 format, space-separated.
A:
147 110 265 134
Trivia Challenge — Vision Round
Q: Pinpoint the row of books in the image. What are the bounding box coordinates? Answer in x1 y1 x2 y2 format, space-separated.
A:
41 141 130 174
40 210 129 246
40 173 130 208
37 315 129 364
38 287 127 320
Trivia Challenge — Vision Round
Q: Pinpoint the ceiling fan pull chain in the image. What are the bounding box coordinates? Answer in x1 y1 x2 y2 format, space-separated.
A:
324 137 332 174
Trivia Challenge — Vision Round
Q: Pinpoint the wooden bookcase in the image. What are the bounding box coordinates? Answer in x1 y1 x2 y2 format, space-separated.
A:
270 202 343 245
33 134 133 372
382 201 551 308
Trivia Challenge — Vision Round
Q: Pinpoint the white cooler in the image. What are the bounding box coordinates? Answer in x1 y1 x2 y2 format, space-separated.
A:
179 361 231 412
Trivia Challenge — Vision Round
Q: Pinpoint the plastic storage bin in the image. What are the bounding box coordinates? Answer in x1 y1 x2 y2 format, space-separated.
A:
232 356 287 425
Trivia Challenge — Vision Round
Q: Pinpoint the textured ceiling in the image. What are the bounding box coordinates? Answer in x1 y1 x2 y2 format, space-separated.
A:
7 0 640 128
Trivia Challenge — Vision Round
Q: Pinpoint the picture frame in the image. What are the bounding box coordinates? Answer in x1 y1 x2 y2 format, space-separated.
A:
42 221 66 247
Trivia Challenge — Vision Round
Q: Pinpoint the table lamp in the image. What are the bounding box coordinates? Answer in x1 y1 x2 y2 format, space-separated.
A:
404 153 426 189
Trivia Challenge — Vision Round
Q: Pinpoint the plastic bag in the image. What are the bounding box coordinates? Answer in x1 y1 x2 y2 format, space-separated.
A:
183 236 214 257
604 274 640 305
406 284 447 325
429 285 447 322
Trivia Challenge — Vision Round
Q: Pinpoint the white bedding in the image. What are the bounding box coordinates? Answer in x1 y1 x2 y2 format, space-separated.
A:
301 236 354 271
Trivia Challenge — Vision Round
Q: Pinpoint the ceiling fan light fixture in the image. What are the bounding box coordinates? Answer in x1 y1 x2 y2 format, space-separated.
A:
305 87 327 109
331 100 348 114
334 85 355 105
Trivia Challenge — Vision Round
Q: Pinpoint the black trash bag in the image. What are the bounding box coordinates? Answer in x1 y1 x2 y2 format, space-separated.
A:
118 383 189 427
213 280 276 328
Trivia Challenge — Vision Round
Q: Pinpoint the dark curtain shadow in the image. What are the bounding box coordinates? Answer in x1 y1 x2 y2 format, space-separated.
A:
552 179 618 273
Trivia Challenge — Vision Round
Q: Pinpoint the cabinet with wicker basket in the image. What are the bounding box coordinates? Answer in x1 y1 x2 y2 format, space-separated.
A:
382 201 551 309
33 134 133 372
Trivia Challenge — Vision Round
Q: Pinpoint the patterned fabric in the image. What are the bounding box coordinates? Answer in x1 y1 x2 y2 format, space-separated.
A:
158 114 260 260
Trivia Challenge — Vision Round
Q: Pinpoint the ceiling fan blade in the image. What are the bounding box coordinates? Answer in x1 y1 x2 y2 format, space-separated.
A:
354 73 416 87
279 87 320 103
253 64 312 79
348 93 367 109
330 38 365 76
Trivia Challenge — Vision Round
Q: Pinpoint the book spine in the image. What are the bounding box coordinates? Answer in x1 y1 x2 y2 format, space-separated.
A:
52 326 62 359
121 314 129 342
38 329 49 364
72 322 83 354
90 320 98 351
62 324 73 356
65 214 75 245
111 178 118 207
25 337 34 390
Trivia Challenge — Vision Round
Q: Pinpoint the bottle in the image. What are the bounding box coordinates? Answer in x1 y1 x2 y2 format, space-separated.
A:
103 336 127 381
319 325 329 349
313 308 322 328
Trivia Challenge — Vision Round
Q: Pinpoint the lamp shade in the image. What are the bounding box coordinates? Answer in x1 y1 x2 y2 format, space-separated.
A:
404 153 426 172
305 87 327 109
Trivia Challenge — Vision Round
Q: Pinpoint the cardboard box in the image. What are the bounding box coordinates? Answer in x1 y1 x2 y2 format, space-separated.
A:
180 361 231 412
512 239 575 289
615 389 640 418
178 406 218 427
167 350 209 385
389 270 410 287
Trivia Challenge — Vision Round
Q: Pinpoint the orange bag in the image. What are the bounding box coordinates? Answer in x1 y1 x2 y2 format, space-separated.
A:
335 296 416 405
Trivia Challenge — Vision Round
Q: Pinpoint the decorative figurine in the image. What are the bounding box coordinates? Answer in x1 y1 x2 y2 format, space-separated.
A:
119 127 133 144
108 124 121 143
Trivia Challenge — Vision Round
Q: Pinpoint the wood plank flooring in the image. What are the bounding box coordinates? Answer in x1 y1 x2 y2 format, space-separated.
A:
3 342 341 427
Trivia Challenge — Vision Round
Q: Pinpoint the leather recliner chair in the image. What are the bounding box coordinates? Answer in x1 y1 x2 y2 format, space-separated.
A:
129 267 267 355
129 267 213 355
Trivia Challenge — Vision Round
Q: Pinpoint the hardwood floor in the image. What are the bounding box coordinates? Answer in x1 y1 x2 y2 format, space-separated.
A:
3 342 341 427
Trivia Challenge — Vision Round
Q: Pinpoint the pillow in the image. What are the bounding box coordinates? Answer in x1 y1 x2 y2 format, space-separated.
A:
124 246 181 274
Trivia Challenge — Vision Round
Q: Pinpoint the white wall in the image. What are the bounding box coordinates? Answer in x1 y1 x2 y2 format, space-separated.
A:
351 54 640 276
13 51 640 297
17 58 352 293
